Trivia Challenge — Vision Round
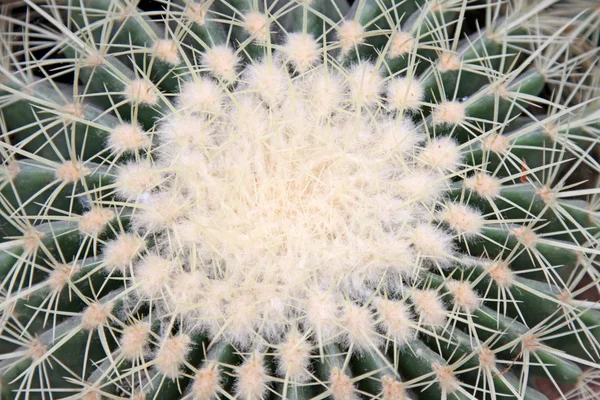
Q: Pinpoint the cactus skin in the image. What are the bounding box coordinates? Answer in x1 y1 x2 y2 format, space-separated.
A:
0 0 599 399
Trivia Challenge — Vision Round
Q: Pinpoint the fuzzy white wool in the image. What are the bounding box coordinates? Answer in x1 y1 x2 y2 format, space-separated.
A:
133 193 188 232
303 68 346 117
433 363 459 393
396 169 443 203
376 299 414 343
180 78 224 114
277 331 311 382
446 280 480 312
134 255 173 299
419 137 462 172
337 20 365 55
55 161 90 183
109 123 149 153
242 61 289 105
155 335 191 379
243 11 269 42
223 291 260 347
116 162 161 199
411 289 447 326
330 368 358 400
202 45 239 81
389 32 415 57
78 208 114 236
153 39 180 65
465 173 501 198
409 224 453 260
81 302 112 330
48 263 80 292
283 33 321 71
487 261 515 289
103 233 144 273
305 292 341 342
432 100 466 125
439 203 484 236
120 322 150 360
235 352 267 400
160 115 214 149
192 362 221 400
348 62 383 105
341 303 380 351
382 376 407 400
387 77 424 111
124 79 158 105
118 50 472 350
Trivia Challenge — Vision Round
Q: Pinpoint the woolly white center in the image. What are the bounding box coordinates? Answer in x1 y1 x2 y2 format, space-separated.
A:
113 57 462 348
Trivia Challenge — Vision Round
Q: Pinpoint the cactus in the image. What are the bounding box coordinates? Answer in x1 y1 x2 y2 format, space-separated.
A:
0 0 599 399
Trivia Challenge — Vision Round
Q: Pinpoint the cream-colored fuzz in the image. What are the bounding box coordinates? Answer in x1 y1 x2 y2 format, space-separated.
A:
81 302 113 330
134 255 173 299
60 103 84 124
202 45 239 82
105 45 493 353
155 335 192 379
192 362 221 399
483 133 510 154
179 78 223 114
439 203 484 236
348 62 384 105
184 2 208 25
341 303 380 351
411 289 447 326
103 233 144 273
28 338 47 360
419 137 462 171
84 52 104 67
487 262 515 289
522 335 541 352
432 100 466 126
283 33 321 72
22 228 45 253
382 376 407 400
277 331 312 382
478 347 497 371
78 207 114 236
153 39 180 65
337 20 365 55
387 77 424 111
389 32 415 58
236 352 268 400
109 123 150 153
512 225 538 248
438 53 461 72
446 280 480 312
433 363 459 393
124 79 158 106
120 322 150 360
410 224 453 261
82 392 102 400
465 173 501 198
55 161 90 183
330 368 358 400
243 11 269 42
116 162 161 199
48 263 80 292
538 185 557 205
376 299 414 343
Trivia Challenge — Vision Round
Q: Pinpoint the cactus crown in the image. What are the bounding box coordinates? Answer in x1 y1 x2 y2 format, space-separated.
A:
0 0 599 399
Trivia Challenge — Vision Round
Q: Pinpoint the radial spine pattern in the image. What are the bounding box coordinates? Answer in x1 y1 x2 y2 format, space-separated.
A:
0 1 599 400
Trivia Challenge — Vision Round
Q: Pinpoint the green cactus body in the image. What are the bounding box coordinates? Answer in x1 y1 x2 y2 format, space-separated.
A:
0 0 599 399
